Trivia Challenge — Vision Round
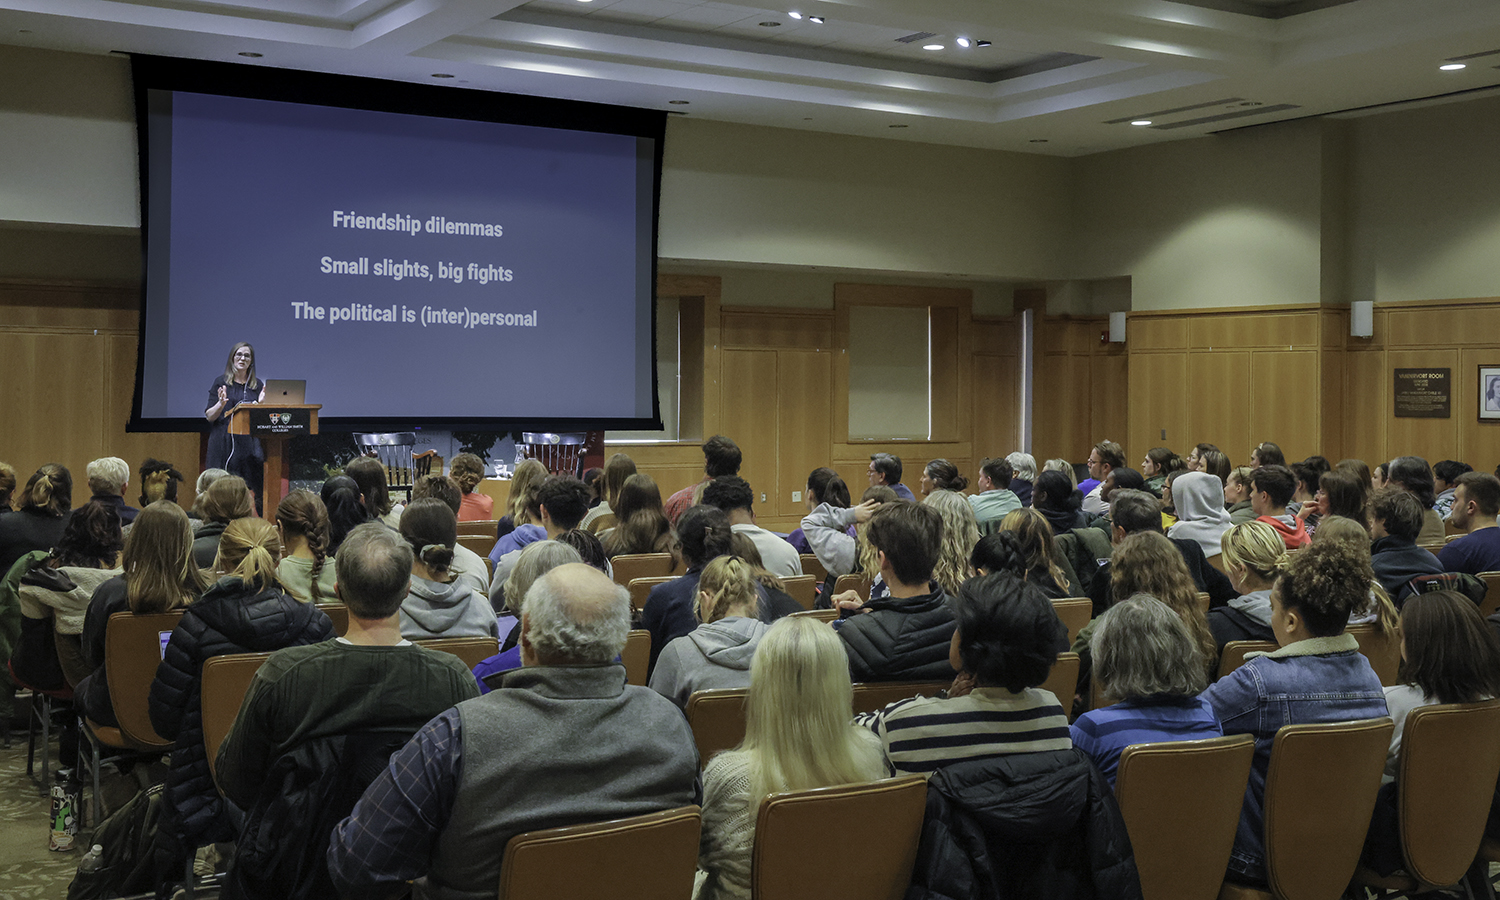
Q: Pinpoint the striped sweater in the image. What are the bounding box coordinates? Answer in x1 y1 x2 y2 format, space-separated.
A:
854 686 1072 775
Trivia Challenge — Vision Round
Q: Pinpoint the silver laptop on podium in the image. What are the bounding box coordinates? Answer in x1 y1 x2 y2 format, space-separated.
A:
262 379 307 404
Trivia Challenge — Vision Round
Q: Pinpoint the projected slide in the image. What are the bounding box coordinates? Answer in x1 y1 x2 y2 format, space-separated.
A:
136 81 658 428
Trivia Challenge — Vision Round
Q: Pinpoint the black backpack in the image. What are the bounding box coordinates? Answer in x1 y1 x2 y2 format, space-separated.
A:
67 783 186 900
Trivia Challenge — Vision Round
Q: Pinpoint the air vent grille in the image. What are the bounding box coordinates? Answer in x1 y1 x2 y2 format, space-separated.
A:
895 32 938 44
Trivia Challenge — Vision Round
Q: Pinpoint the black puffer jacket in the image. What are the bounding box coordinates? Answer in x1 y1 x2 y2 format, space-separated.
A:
148 576 333 844
837 588 956 682
906 749 1142 900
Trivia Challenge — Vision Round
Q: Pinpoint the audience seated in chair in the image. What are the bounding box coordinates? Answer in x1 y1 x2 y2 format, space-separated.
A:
1167 471 1233 559
834 502 958 683
855 572 1069 774
0 464 73 580
800 483 884 579
273 489 338 603
699 475 801 578
448 452 493 523
194 475 254 567
993 509 1077 597
1202 538 1388 887
472 540 581 692
400 499 498 641
1436 472 1500 575
12 500 124 694
488 475 591 597
1250 465 1311 551
1007 452 1037 508
599 473 675 559
868 452 915 502
75 501 206 728
785 468 851 555
1431 459 1472 520
215 523 479 899
580 452 635 532
345 456 402 531
919 458 967 497
329 563 699 900
1070 594 1222 787
148 517 334 853
666 435 742 527
1033 469 1089 537
411 474 490 596
1208 521 1286 651
1085 490 1237 615
1360 589 1500 876
320 475 369 558
1224 466 1258 527
86 456 138 526
1386 456 1447 545
1082 440 1124 517
697 615 886 900
650 555 770 710
1369 487 1444 598
641 506 736 674
923 490 980 597
490 457 547 551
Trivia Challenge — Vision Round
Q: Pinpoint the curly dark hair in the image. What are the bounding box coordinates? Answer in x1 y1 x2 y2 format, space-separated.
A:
953 572 1064 692
1275 537 1373 636
54 499 123 568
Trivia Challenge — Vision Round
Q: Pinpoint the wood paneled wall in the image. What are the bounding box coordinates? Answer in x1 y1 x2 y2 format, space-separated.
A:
0 280 203 508
1032 316 1126 466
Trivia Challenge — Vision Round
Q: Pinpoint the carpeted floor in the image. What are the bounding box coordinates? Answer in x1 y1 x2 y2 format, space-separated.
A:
0 696 90 900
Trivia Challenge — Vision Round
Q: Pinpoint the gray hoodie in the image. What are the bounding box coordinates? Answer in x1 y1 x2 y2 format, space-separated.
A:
400 574 499 641
649 616 770 710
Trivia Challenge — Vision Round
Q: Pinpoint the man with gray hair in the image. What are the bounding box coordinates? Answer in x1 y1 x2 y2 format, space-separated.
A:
216 523 479 897
1006 452 1037 507
329 562 699 900
86 456 137 524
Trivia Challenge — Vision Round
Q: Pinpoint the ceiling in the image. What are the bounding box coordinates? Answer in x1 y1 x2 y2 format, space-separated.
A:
4 0 1500 155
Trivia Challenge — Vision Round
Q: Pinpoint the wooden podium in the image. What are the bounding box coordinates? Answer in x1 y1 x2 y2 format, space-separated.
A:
227 404 320 522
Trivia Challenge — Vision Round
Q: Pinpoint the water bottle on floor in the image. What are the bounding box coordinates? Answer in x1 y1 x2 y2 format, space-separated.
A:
49 768 79 851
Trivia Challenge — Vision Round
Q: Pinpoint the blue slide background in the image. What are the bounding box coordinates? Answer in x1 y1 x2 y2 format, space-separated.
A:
141 90 650 422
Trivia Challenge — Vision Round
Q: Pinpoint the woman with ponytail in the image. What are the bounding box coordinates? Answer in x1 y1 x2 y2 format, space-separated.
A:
398 498 498 640
276 489 337 602
649 555 770 709
449 452 493 522
0 463 73 578
149 516 334 849
77 500 206 726
321 475 371 556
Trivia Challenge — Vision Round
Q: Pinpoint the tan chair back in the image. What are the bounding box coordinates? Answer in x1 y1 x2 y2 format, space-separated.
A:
456 534 495 560
456 519 498 537
850 681 950 716
1346 623 1401 686
833 573 872 601
1205 553 1226 574
1479 571 1500 618
1390 701 1500 887
1195 592 1210 613
1042 653 1081 719
316 603 349 637
415 636 499 670
781 574 818 610
1217 641 1278 679
1051 598 1092 646
622 630 650 686
1261 718 1394 900
201 651 272 786
585 513 618 534
1115 734 1255 900
752 776 927 900
686 688 748 765
789 609 839 623
104 611 186 749
800 553 829 583
628 576 674 613
1420 543 1445 557
499 806 701 900
611 552 676 586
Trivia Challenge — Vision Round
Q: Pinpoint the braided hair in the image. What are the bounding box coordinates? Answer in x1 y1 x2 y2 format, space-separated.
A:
275 489 332 601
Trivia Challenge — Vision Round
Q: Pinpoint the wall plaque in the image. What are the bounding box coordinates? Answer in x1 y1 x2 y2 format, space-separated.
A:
1393 368 1451 419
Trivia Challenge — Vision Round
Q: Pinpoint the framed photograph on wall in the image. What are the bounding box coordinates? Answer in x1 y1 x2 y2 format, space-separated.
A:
1482 367 1500 421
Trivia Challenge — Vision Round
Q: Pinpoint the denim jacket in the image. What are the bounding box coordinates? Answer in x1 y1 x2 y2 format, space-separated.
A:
1202 633 1388 884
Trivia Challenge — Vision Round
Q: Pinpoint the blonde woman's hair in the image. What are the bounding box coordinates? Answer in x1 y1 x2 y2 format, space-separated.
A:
735 617 884 812
1043 458 1079 490
1220 521 1288 585
923 489 979 595
1313 514 1400 637
508 459 549 525
449 453 486 495
1109 531 1216 677
125 501 206 614
213 517 283 590
999 508 1069 594
695 555 759 624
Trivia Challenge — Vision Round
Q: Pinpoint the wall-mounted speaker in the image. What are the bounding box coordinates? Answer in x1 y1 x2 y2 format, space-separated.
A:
1351 300 1374 338
1109 311 1127 343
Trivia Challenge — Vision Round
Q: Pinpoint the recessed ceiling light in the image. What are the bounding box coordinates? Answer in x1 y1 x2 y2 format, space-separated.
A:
758 21 781 27
1131 120 1152 126
788 11 802 19
668 100 690 105
431 73 455 78
975 40 991 48
238 51 263 58
808 16 824 24
922 44 944 51
956 38 971 48
1440 63 1466 71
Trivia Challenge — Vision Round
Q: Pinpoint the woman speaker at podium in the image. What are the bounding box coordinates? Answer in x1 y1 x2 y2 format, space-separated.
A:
204 341 267 497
